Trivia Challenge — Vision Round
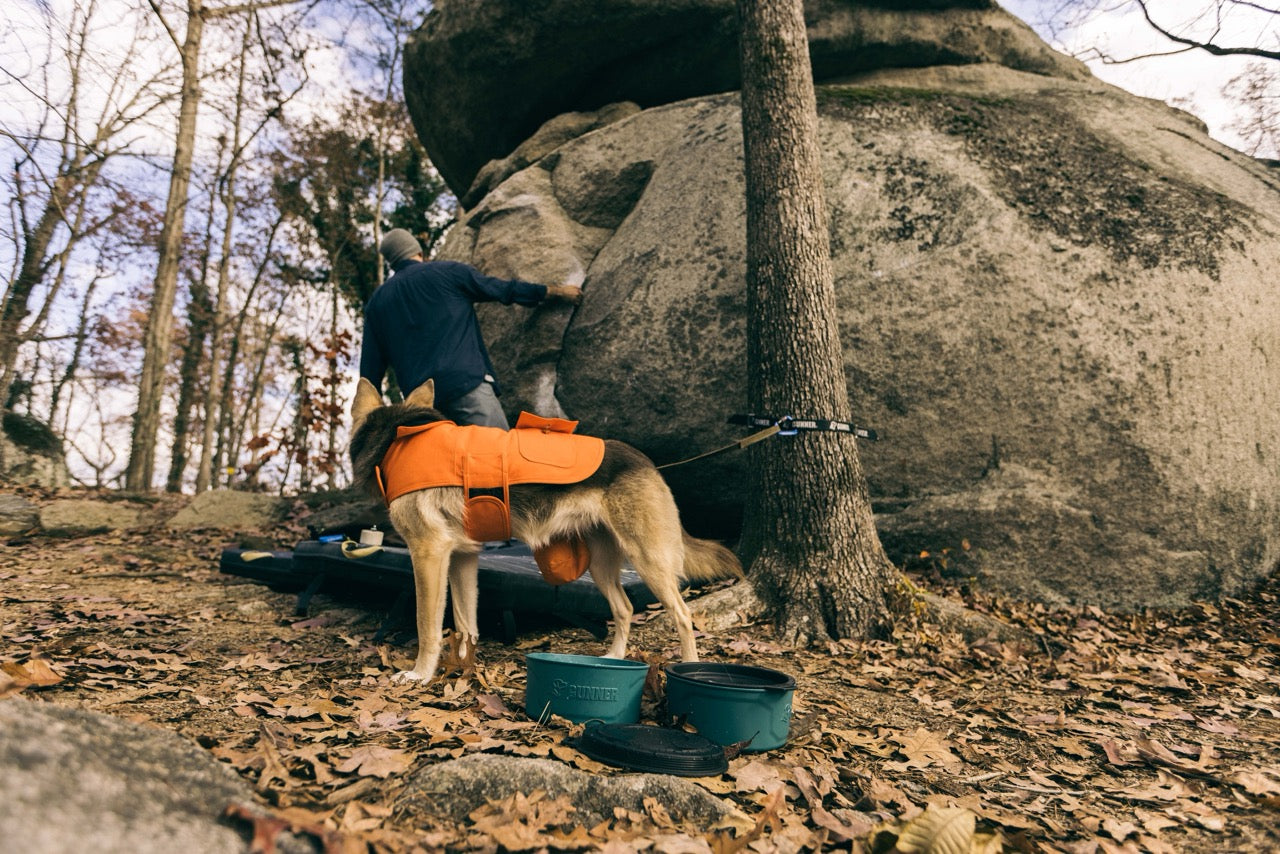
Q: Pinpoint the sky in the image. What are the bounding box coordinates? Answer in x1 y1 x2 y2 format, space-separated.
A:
1002 0 1277 156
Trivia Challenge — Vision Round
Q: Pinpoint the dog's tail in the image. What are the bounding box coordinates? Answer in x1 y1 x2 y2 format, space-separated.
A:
681 532 744 583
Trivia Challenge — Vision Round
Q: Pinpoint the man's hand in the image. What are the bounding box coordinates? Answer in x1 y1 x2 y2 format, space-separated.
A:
546 284 584 305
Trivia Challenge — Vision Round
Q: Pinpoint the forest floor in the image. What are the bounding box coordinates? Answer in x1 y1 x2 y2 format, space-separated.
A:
2 490 1279 853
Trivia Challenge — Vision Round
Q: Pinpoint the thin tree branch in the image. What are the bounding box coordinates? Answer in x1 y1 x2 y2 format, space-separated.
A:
145 0 184 52
1135 0 1280 61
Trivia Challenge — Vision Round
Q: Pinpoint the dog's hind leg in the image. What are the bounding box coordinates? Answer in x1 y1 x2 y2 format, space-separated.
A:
584 530 633 659
628 541 699 661
605 480 701 661
448 550 480 667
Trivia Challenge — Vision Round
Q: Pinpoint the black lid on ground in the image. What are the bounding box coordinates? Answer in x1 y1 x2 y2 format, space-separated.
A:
574 723 729 776
665 661 796 691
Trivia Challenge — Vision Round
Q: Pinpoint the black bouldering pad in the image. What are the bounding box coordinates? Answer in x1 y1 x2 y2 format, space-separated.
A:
219 549 306 590
218 540 665 642
290 540 660 622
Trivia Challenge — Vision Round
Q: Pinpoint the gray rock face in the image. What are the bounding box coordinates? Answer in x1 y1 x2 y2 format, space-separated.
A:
440 63 1280 608
397 753 742 827
1 411 70 488
40 498 145 535
166 489 287 532
0 493 39 536
404 0 1087 198
0 697 250 854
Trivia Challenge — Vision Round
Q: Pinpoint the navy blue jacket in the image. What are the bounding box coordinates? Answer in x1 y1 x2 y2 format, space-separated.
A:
359 259 547 406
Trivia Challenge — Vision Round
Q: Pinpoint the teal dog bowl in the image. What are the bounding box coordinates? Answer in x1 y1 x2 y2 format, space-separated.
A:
525 653 649 724
665 662 796 750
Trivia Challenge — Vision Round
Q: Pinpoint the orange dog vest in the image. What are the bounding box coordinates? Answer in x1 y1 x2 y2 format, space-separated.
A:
375 412 605 584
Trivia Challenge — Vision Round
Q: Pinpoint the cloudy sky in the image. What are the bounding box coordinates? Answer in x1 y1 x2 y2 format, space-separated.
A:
1002 0 1277 156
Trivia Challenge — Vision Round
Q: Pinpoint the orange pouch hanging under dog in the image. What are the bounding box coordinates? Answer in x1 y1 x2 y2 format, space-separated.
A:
533 536 591 585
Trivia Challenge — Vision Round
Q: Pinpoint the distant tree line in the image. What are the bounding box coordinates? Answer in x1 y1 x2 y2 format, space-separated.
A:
1 0 453 493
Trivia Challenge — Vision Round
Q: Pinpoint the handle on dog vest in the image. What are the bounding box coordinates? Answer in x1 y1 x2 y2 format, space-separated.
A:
459 426 513 542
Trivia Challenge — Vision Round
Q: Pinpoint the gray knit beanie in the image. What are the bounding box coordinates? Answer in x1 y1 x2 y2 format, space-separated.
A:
380 228 422 266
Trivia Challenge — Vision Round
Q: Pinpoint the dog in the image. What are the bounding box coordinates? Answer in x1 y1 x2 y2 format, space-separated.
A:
349 377 743 684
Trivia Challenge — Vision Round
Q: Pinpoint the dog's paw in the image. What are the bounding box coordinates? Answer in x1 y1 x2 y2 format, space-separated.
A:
392 669 433 684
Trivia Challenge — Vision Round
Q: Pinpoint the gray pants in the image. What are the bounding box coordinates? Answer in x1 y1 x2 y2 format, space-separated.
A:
442 381 509 429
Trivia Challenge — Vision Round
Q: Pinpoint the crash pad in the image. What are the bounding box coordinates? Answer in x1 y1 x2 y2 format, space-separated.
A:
218 540 664 639
290 540 659 621
218 549 302 589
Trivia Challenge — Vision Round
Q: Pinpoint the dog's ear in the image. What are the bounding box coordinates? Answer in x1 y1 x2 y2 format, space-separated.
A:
351 378 383 430
404 379 435 409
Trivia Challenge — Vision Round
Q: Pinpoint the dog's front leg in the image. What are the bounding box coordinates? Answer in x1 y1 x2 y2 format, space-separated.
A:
397 539 454 683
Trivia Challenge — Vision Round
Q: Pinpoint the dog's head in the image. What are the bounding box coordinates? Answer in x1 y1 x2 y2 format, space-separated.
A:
349 378 446 494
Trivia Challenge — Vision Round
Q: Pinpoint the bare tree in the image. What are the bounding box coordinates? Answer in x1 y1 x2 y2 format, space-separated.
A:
1225 61 1280 157
165 142 224 492
0 0 174 410
354 0 425 287
1031 1 1279 156
1039 1 1278 64
735 0 895 643
126 0 304 491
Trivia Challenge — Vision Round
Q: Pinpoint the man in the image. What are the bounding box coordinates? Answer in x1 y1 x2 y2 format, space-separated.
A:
360 228 582 428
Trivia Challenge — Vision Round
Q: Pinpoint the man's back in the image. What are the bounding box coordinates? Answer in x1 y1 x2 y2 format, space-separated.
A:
359 259 545 408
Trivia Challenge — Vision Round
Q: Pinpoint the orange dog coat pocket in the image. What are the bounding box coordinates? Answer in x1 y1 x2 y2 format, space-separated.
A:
464 495 511 542
533 536 591 585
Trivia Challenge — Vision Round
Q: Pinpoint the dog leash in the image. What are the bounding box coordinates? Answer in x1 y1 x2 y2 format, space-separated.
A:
656 413 878 471
655 424 781 470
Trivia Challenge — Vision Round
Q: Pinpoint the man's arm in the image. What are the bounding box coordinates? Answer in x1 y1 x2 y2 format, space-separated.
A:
454 262 582 307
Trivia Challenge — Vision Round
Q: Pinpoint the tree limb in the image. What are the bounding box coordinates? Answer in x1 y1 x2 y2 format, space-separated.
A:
1135 0 1280 61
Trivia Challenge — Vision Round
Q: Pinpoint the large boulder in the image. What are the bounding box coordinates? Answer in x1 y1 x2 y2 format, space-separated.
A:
166 489 287 532
40 498 146 536
1 410 69 488
0 494 39 536
0 698 252 853
437 63 1280 609
404 0 1088 198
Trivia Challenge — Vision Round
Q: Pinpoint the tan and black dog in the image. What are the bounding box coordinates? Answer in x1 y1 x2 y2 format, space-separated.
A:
349 377 742 684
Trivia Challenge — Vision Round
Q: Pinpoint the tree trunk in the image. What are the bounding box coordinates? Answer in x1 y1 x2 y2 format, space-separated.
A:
196 15 252 493
166 277 211 492
167 146 225 493
50 275 103 430
127 0 206 491
326 286 340 489
218 214 284 485
0 181 72 399
735 0 895 643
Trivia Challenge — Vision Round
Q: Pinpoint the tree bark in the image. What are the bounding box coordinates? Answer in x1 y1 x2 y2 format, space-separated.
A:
735 0 895 643
127 0 207 491
0 187 70 398
195 14 253 493
218 216 284 485
128 0 300 490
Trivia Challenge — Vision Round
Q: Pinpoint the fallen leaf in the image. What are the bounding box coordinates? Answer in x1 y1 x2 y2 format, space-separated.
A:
732 759 786 794
1102 817 1140 841
1233 769 1280 797
1 659 63 696
894 804 977 854
334 745 414 778
887 728 963 772
476 692 509 718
